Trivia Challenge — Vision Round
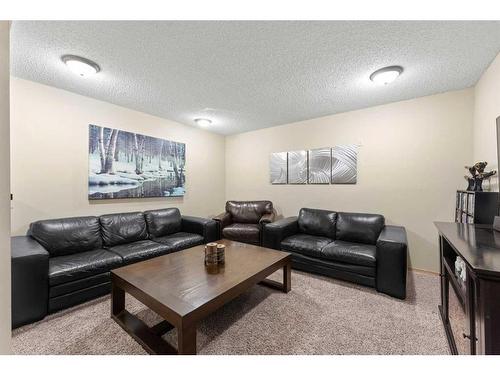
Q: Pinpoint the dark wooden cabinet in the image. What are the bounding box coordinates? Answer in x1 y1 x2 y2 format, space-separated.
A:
436 222 500 354
455 190 498 224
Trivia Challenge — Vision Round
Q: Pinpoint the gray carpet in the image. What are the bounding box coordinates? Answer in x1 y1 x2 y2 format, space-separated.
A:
12 270 449 355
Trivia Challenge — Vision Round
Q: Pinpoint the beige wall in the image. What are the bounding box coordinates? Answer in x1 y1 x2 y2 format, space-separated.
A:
473 52 500 192
11 62 493 274
10 78 226 236
226 89 474 272
0 22 11 354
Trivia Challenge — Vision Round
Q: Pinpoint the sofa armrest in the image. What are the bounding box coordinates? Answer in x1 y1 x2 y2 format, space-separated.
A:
262 217 298 250
259 211 276 225
11 235 50 328
181 216 219 243
375 225 408 299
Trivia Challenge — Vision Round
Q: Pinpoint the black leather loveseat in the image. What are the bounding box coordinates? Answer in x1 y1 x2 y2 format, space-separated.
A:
11 208 218 328
263 208 408 299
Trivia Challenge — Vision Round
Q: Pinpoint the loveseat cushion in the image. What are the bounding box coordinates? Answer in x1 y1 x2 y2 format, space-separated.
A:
281 234 333 258
108 240 172 264
151 232 204 252
298 208 337 239
100 211 148 247
49 249 123 286
336 212 385 245
222 223 260 244
226 200 273 224
29 216 102 257
144 208 182 238
321 240 376 267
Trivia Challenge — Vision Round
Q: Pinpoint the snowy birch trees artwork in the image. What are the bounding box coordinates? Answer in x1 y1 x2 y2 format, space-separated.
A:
88 125 186 199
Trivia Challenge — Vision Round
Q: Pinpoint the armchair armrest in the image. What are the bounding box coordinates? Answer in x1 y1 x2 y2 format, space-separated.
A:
262 217 298 250
212 212 232 238
213 212 232 227
375 225 408 299
11 235 50 328
181 216 219 243
259 211 276 225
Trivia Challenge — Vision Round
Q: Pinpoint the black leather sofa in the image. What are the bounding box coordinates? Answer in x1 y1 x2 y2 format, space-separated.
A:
11 208 218 328
263 208 408 299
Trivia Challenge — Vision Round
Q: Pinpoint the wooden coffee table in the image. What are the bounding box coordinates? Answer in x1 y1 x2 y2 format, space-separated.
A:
110 239 292 355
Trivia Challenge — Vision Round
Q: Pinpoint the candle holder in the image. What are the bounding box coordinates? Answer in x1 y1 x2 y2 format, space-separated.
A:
216 244 226 265
204 243 218 267
204 243 226 273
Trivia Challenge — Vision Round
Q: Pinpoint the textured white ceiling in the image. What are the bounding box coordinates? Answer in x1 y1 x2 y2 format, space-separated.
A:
10 21 500 135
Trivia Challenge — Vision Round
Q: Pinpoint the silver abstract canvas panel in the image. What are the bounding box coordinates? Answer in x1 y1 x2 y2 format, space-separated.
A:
287 150 308 184
332 145 358 184
308 148 332 184
270 152 288 184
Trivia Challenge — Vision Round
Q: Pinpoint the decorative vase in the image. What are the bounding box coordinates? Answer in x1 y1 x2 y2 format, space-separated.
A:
466 178 475 191
474 178 483 192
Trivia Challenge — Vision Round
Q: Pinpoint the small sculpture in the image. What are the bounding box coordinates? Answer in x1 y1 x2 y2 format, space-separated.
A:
455 256 466 283
464 162 497 191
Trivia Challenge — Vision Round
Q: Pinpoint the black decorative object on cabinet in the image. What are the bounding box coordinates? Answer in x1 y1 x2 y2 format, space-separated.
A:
455 190 498 225
464 162 497 192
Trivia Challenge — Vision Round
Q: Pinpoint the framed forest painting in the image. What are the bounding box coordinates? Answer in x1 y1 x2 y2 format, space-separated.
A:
88 125 186 199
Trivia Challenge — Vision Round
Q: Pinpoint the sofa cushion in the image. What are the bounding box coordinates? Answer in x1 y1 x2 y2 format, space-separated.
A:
49 272 110 298
144 208 182 238
151 232 204 252
108 240 172 264
29 216 102 257
222 223 260 244
226 201 273 224
291 251 376 278
281 234 333 258
49 249 122 286
336 212 385 245
100 211 148 247
321 240 376 267
298 208 337 239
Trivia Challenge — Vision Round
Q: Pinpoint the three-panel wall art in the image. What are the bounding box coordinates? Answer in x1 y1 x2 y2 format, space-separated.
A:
270 145 358 185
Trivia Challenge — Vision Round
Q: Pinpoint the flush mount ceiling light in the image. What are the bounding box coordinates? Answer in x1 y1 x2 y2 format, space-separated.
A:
370 66 403 85
61 55 100 77
194 118 212 127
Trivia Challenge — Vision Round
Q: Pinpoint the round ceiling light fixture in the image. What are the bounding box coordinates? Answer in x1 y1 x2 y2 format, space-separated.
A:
370 66 403 85
61 55 100 77
194 118 212 127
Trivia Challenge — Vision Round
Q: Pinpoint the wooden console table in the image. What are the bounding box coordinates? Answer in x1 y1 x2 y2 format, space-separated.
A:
435 222 500 354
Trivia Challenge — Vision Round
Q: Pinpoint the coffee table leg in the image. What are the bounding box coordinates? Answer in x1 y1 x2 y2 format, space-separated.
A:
283 261 291 293
111 282 125 316
110 277 177 355
259 258 292 293
178 322 197 355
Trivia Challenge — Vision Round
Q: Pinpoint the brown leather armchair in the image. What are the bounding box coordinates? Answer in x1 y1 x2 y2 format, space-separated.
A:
213 201 275 245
